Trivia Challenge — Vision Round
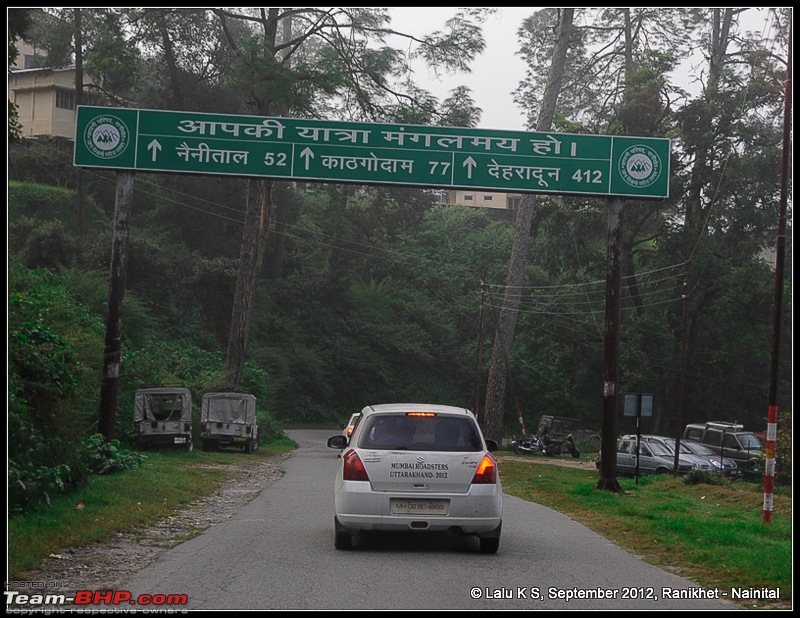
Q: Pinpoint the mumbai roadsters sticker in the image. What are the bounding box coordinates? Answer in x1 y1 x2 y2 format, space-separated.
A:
618 144 662 189
84 115 130 159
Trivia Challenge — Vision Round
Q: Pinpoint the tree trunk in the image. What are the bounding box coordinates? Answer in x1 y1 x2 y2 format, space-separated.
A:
481 8 574 443
224 178 272 385
221 8 286 383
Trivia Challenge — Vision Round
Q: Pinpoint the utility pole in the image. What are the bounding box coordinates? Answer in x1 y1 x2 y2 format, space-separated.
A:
763 22 791 524
596 197 624 492
98 171 134 441
672 262 691 475
473 281 487 417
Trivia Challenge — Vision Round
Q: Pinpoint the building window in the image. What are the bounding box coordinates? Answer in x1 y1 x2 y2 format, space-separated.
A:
507 196 521 210
483 195 493 202
464 194 474 201
23 53 44 69
56 88 76 110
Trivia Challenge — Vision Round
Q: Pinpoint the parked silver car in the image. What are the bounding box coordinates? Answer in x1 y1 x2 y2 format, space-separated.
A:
625 434 714 471
679 438 740 476
629 434 739 476
614 436 698 476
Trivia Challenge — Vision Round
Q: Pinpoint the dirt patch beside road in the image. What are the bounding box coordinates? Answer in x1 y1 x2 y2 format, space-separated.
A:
497 453 598 471
12 453 290 601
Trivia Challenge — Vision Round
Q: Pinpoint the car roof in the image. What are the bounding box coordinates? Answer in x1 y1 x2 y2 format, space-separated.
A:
360 403 472 417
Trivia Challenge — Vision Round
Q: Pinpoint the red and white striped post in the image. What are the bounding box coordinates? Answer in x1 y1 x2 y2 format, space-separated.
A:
762 407 778 523
517 408 527 437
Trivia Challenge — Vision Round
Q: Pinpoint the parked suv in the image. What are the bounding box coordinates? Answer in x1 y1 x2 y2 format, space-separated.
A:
683 422 763 473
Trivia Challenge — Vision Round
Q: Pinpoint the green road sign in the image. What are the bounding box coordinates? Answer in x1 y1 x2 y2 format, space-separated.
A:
74 106 671 199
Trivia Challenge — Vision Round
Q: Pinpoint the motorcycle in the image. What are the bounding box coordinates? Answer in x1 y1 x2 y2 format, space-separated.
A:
512 433 581 458
511 434 543 455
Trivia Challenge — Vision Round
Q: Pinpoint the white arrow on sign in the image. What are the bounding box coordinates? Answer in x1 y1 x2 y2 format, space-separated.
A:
463 156 477 179
147 139 162 161
300 147 315 170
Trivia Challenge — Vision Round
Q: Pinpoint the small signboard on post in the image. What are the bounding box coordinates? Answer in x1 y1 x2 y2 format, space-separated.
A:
623 392 654 483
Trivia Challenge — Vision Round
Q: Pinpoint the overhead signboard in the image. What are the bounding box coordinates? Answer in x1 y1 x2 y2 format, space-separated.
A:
74 106 670 199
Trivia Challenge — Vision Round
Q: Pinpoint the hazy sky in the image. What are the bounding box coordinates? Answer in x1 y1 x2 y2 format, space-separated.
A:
388 7 533 132
387 7 781 133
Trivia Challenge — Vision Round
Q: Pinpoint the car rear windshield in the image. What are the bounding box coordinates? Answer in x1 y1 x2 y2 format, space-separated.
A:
357 414 482 452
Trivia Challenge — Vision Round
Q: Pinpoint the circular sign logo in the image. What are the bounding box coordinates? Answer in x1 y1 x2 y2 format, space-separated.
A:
83 115 129 159
619 145 662 189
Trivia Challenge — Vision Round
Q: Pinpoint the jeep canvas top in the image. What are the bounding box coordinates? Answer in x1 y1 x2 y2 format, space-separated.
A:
134 387 193 451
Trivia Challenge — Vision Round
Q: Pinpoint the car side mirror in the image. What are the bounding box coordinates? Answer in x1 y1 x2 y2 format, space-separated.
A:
328 435 348 449
485 439 498 452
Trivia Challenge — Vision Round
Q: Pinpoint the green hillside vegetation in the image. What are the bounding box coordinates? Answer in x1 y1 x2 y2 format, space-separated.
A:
8 141 792 518
9 8 791 519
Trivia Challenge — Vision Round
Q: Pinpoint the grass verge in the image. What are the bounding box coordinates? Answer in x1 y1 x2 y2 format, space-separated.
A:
498 457 792 609
8 440 295 579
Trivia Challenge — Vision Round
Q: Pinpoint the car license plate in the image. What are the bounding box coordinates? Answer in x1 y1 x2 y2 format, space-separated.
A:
174 437 187 444
390 499 449 516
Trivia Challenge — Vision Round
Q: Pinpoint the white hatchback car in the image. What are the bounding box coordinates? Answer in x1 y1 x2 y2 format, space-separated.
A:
326 403 503 553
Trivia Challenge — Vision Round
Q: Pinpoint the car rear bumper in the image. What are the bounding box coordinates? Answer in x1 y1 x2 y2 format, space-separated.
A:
334 482 502 534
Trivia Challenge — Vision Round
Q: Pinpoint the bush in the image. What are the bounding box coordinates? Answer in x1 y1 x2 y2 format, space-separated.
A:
775 411 791 486
7 406 88 516
683 469 729 486
81 434 146 474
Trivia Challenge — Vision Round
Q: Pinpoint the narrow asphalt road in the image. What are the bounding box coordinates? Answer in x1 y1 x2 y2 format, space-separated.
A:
117 429 739 610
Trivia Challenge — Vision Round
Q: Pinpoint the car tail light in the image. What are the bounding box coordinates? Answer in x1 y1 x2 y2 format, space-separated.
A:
342 449 369 481
471 454 497 484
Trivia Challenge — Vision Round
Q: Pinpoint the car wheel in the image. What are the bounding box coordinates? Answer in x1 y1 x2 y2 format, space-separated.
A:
334 517 353 550
479 523 501 554
479 536 500 554
245 439 253 454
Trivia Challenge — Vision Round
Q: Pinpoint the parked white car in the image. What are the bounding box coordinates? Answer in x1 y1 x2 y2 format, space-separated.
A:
342 412 362 440
327 403 503 553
